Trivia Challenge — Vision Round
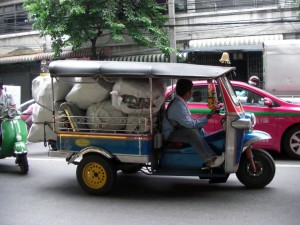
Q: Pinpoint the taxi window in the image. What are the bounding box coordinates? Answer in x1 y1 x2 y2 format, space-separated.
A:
190 86 208 103
233 87 264 106
221 77 239 105
191 85 223 104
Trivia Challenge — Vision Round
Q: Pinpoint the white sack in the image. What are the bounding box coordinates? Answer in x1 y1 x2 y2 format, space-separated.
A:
29 75 72 143
27 103 57 142
86 99 127 131
32 75 73 105
66 77 110 110
111 78 165 115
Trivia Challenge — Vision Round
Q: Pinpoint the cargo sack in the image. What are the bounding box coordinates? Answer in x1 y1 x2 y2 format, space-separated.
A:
86 99 127 131
66 77 111 110
32 75 73 104
29 75 72 142
27 103 57 143
111 78 165 115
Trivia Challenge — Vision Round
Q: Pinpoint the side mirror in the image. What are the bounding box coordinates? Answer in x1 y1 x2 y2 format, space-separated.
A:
264 97 273 107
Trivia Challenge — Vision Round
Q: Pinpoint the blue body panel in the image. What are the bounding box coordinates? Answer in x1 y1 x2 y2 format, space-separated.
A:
159 146 203 170
159 131 226 170
57 133 153 156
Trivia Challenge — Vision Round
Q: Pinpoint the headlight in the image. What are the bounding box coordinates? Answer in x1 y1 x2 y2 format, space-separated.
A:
16 134 22 141
8 108 18 117
245 112 256 128
251 113 256 127
231 118 252 130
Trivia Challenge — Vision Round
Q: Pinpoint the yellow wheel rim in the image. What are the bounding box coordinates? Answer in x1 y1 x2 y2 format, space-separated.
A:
82 162 107 189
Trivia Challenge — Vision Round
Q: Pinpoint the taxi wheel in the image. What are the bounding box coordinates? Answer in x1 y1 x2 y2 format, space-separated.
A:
76 155 116 195
236 149 275 189
283 126 300 159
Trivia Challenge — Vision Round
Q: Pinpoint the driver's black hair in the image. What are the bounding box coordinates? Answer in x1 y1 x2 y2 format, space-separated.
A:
176 79 193 97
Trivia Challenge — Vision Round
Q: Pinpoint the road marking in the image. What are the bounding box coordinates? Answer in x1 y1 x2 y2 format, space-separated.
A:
28 157 65 161
5 157 65 162
275 164 300 168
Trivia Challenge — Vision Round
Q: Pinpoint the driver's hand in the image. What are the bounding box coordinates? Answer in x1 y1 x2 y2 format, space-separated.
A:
207 109 218 119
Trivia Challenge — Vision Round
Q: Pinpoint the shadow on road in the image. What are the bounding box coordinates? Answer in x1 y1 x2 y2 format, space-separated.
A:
37 171 275 201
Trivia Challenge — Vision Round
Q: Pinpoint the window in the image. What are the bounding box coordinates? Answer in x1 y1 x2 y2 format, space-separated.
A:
16 4 24 12
190 86 208 103
233 87 264 105
195 0 279 12
175 0 187 12
4 5 14 13
0 4 33 34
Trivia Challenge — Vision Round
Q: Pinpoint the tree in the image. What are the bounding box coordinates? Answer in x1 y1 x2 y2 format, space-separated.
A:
23 0 172 59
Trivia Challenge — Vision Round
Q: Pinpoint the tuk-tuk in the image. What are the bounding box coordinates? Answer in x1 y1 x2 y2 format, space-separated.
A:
48 60 275 195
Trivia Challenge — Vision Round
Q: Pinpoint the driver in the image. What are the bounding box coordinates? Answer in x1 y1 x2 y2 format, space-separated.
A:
162 79 224 168
0 81 16 116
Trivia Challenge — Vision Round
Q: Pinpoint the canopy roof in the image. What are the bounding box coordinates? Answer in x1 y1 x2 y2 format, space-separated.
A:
49 60 235 79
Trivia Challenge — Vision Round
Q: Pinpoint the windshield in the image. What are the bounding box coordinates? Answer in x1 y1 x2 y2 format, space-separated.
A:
220 76 240 106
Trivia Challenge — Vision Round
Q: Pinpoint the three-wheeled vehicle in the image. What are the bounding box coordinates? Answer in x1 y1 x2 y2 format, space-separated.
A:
48 60 275 195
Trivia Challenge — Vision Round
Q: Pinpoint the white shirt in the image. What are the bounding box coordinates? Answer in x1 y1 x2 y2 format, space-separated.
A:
0 91 15 115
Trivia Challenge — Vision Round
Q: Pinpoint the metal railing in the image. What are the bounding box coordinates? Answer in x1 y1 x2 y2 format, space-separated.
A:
57 114 156 134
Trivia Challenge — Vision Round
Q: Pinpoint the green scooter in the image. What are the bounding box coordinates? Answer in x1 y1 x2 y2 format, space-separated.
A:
0 108 29 174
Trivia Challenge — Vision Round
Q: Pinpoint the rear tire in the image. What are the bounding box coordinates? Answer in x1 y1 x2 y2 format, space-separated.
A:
283 125 300 159
76 155 116 195
236 149 275 189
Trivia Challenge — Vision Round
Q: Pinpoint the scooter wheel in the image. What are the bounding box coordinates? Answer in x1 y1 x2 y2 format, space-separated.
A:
19 156 29 175
76 155 116 195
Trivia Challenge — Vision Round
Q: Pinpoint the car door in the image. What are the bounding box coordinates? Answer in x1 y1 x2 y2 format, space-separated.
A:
231 85 278 147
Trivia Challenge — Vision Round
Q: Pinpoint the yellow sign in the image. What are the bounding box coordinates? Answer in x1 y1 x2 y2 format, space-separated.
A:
75 139 91 147
39 73 50 77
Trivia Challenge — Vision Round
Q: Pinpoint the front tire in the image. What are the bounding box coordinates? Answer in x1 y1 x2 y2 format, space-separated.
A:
283 125 300 159
236 149 275 189
17 154 29 175
76 155 116 195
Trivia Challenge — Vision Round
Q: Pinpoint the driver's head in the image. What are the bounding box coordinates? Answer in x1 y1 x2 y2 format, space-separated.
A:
176 79 193 97
248 76 259 87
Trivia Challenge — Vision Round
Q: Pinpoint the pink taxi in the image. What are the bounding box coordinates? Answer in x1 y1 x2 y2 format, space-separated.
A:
166 80 300 159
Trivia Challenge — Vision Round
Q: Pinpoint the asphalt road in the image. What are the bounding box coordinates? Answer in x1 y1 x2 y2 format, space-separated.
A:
0 142 300 225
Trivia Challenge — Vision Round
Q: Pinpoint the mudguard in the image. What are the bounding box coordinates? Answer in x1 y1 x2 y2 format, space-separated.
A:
243 130 271 149
67 146 113 164
14 141 27 154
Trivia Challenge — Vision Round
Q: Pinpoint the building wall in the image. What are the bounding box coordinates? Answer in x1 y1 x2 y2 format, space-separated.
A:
175 4 300 42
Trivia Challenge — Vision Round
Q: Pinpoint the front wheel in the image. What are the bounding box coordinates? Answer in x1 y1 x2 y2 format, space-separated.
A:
76 155 117 195
236 149 275 189
17 154 29 175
